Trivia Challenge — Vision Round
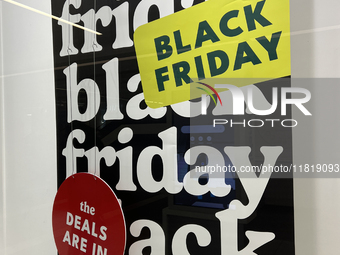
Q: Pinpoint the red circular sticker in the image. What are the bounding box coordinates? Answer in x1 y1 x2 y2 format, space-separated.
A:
52 173 126 255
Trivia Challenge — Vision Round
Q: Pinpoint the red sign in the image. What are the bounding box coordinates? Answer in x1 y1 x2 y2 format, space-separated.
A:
52 173 126 255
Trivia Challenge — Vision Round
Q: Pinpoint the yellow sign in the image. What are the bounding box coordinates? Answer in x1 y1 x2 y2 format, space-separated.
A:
134 0 290 108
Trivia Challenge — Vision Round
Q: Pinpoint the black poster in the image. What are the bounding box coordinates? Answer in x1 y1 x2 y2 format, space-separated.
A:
51 1 295 254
